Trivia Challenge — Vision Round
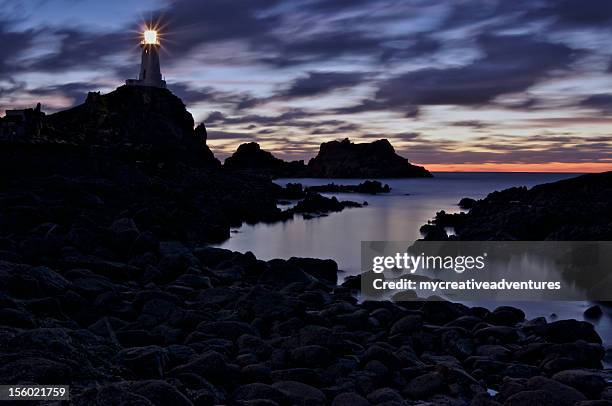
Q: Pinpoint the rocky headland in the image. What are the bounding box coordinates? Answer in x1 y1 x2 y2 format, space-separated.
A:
420 172 612 241
0 87 609 405
224 139 432 179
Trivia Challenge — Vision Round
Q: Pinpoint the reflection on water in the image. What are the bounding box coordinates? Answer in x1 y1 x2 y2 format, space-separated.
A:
215 172 612 350
218 173 576 271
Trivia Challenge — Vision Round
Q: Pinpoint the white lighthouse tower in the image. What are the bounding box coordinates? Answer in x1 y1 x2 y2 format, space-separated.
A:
126 29 167 89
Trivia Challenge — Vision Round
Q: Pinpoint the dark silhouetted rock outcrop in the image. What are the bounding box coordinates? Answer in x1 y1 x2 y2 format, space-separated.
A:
421 172 612 241
307 180 391 194
223 139 431 179
224 142 307 176
43 86 219 167
307 138 431 178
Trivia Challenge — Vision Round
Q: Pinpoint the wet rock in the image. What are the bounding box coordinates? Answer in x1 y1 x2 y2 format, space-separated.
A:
525 376 587 405
291 192 362 216
272 381 326 405
505 390 557 406
474 326 519 344
170 351 228 383
584 305 603 319
270 368 320 385
390 314 423 335
307 180 391 195
132 231 160 255
470 392 502 406
331 392 370 406
535 320 601 344
259 259 315 286
290 345 332 368
241 364 272 383
232 383 288 404
540 341 605 373
195 321 258 340
116 346 168 379
485 306 524 326
0 356 72 384
552 369 607 398
287 257 338 285
404 372 445 399
367 387 403 403
130 380 193 406
0 308 36 328
109 217 140 249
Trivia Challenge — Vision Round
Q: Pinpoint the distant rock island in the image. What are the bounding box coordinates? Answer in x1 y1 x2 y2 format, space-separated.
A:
224 138 432 178
308 138 431 178
224 142 307 177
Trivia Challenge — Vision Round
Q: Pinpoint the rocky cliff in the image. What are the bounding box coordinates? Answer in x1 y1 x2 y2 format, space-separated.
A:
308 138 431 178
43 85 219 167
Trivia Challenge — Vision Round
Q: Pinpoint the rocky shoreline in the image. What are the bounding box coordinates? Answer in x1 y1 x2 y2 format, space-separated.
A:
0 160 610 405
420 172 612 241
1 86 609 404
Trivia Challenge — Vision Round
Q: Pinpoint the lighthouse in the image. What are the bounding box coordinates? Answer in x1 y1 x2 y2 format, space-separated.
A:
126 29 167 89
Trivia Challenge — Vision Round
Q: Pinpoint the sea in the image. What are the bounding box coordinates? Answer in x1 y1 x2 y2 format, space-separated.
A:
215 172 612 357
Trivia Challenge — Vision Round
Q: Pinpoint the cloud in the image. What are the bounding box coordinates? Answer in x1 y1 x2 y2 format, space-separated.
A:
0 21 36 74
579 94 612 113
28 28 129 72
448 120 493 129
372 34 575 112
278 71 366 99
542 0 612 26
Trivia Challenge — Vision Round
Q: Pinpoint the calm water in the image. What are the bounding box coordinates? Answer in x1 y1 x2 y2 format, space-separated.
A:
216 172 612 353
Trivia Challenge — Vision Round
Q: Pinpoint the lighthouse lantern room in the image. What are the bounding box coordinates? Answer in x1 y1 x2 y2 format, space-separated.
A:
126 28 167 89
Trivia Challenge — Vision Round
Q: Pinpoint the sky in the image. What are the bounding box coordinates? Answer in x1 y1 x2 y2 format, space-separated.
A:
1 0 612 172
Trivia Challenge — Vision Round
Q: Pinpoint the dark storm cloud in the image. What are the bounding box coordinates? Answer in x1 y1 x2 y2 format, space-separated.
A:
579 94 612 114
29 29 129 72
339 34 577 115
541 0 612 26
279 71 366 99
150 0 282 58
377 34 576 106
0 20 35 74
259 30 386 67
221 71 369 111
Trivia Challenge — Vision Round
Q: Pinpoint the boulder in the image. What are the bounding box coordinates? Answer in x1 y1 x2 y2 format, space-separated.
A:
552 369 607 398
272 381 326 405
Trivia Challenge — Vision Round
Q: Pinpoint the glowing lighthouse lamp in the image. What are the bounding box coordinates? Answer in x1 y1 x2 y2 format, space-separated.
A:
126 28 167 88
143 29 159 45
